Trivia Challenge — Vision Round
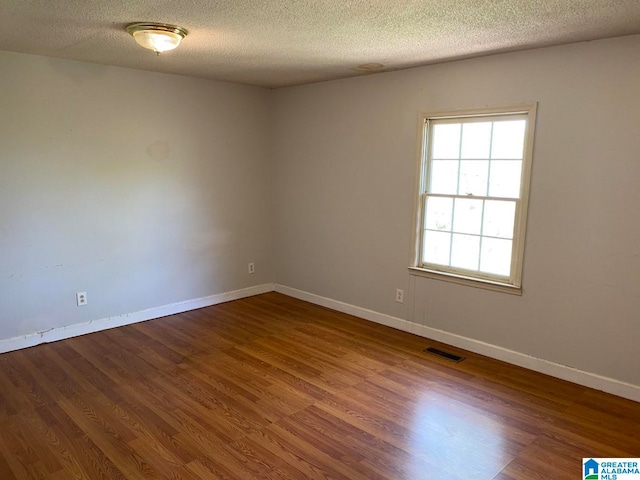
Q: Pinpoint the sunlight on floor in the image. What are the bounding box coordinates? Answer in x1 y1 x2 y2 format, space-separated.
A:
408 391 512 478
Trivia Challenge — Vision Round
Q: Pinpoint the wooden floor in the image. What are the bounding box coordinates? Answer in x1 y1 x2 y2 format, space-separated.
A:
1 293 639 479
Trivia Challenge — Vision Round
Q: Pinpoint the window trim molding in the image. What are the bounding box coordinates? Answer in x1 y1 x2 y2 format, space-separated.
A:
409 102 537 294
408 266 523 295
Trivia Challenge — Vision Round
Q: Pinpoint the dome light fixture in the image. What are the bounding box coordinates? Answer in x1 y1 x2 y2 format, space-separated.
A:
126 22 188 55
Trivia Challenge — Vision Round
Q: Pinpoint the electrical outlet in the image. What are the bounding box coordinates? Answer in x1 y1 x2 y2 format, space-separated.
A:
395 289 404 303
248 262 255 274
76 291 87 306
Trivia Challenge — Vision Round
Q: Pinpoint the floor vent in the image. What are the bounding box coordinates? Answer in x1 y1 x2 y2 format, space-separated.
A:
423 347 465 363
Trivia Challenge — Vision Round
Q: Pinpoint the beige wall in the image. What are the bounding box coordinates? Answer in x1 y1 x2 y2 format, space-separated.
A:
0 51 274 340
273 35 640 386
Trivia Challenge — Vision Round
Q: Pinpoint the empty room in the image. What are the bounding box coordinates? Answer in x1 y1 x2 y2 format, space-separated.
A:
1 1 640 479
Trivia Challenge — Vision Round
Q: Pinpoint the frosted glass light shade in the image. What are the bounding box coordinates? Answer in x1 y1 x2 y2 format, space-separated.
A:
126 23 188 54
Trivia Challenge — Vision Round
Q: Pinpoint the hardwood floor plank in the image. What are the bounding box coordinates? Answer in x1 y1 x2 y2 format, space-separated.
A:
1 292 639 479
36 403 129 480
0 352 58 412
9 410 65 475
54 395 162 480
0 451 18 480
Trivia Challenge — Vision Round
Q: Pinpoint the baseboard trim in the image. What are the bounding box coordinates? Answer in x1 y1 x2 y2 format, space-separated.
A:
5 282 639 402
0 283 275 354
274 284 640 403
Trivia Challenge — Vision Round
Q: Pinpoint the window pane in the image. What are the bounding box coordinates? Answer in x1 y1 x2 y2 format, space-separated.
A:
451 234 480 271
461 122 491 159
432 124 461 159
489 161 522 198
425 197 453 231
480 237 512 276
483 200 516 239
453 198 483 235
458 160 488 196
423 230 451 265
430 160 458 194
491 120 526 159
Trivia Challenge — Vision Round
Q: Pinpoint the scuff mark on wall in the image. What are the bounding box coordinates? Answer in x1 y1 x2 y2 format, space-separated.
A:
146 141 171 162
38 328 53 338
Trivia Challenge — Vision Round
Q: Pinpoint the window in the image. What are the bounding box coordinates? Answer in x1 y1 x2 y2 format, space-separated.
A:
410 104 537 294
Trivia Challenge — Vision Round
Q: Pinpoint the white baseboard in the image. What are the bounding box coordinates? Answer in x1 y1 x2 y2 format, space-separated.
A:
4 282 639 403
275 284 640 403
0 283 275 355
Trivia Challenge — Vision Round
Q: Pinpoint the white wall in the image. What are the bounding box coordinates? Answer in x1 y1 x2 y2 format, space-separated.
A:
0 51 273 341
273 35 640 386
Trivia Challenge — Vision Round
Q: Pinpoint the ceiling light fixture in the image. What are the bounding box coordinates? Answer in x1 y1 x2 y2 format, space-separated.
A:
126 22 188 55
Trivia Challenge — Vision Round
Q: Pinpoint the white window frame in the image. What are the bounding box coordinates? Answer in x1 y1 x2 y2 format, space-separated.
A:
409 103 537 295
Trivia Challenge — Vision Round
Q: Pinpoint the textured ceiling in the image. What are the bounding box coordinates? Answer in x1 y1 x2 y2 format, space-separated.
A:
1 0 639 88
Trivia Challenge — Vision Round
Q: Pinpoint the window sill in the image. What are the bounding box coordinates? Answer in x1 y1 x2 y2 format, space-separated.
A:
408 267 522 296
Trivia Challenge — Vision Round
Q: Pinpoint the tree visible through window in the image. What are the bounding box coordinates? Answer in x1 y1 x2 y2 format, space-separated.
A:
411 105 537 293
